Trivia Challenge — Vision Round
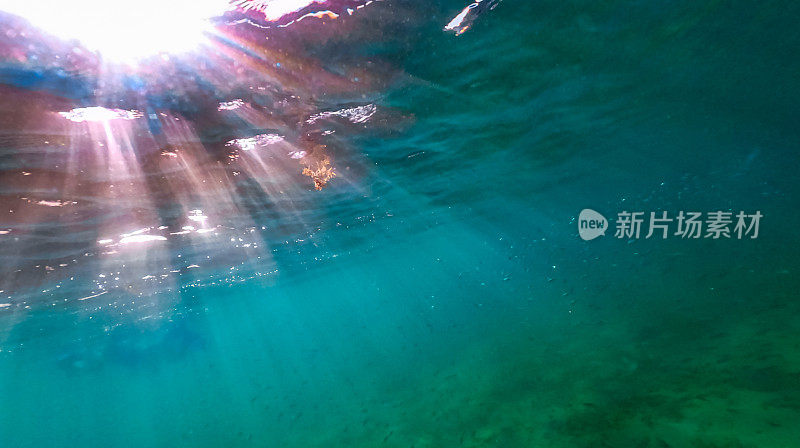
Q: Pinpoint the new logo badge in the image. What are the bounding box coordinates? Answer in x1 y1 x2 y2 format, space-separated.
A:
578 209 608 241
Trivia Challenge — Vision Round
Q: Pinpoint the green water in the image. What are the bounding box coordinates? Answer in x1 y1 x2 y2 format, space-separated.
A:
1 0 800 446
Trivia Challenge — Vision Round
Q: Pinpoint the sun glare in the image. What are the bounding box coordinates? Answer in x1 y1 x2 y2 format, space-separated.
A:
2 0 231 61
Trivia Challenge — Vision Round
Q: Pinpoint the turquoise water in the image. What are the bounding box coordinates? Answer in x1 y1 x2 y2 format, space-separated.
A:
1 1 800 446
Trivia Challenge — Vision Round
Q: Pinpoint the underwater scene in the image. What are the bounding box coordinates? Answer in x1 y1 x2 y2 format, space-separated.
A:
0 0 799 446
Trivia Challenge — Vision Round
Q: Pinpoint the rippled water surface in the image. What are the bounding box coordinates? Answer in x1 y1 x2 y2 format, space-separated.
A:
1 1 800 446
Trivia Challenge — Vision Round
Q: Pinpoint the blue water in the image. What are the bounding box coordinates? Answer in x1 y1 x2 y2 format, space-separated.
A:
1 1 800 446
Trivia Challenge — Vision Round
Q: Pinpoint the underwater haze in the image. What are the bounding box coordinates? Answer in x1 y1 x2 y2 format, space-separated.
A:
1 0 800 446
